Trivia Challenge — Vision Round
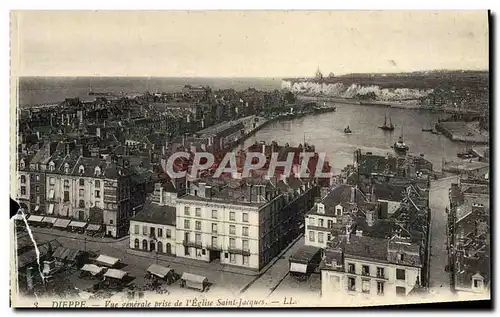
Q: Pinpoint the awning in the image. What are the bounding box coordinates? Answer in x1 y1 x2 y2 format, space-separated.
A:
95 255 119 267
104 269 127 280
69 221 87 228
48 204 54 215
181 272 207 284
81 264 105 276
48 189 55 199
12 213 26 221
86 224 101 231
290 262 308 274
147 264 172 278
28 215 44 222
42 216 57 224
53 218 71 228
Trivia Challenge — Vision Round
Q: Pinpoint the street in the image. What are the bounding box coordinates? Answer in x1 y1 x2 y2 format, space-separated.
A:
428 177 456 295
25 227 255 296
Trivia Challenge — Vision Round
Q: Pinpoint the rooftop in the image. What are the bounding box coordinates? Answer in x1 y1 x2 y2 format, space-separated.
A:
131 203 176 226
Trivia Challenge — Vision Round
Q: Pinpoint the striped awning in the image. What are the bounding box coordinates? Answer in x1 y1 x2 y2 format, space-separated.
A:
28 215 44 222
53 218 71 228
86 224 101 231
42 216 57 224
12 213 26 221
48 204 55 215
69 221 87 228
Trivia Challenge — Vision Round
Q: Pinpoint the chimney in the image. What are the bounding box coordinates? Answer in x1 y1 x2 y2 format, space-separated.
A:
198 182 206 198
345 225 351 244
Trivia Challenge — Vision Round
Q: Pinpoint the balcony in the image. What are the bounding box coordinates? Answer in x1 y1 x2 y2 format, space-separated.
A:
362 271 370 277
183 240 203 249
206 244 222 251
228 248 251 256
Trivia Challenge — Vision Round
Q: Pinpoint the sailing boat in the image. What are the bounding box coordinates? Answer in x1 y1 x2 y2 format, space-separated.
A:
393 126 409 154
379 115 395 131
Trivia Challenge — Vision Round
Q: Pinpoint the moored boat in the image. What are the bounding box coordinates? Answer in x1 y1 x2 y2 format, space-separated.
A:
379 115 395 131
344 126 352 134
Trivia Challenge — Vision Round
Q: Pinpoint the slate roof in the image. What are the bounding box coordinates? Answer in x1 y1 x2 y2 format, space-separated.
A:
131 203 176 226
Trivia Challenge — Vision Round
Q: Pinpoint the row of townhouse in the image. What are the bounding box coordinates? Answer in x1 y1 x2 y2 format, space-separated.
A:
129 176 319 271
16 140 147 237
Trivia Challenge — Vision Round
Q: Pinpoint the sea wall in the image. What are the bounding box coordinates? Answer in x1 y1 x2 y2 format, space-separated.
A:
281 80 433 102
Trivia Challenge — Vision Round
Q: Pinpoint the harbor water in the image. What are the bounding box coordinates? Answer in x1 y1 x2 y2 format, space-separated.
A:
243 102 465 174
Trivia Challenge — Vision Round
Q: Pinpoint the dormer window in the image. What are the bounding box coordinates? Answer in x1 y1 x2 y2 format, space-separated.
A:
48 161 55 172
79 165 85 175
64 163 70 174
19 159 25 170
317 203 325 214
399 253 405 261
472 273 484 290
94 166 101 176
335 204 343 216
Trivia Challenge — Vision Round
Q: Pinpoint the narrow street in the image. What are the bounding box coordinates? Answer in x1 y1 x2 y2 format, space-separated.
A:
428 177 456 295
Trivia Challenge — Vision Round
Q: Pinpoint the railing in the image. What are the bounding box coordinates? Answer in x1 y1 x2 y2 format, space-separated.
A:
228 248 251 256
206 244 222 251
183 240 202 248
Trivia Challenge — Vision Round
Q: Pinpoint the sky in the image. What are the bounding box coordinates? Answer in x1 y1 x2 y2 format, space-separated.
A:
11 10 489 77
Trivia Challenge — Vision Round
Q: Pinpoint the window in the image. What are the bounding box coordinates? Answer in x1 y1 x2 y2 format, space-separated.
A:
79 179 85 186
143 239 148 250
195 221 201 231
309 231 315 242
396 286 406 296
348 277 356 291
94 167 101 176
95 190 101 198
229 238 235 249
184 206 190 215
134 239 139 249
195 208 201 217
64 180 69 188
36 175 40 182
79 200 85 208
396 269 406 280
318 232 324 243
377 267 385 278
318 219 324 227
195 233 201 244
184 219 190 229
157 228 163 238
184 246 190 256
211 236 217 247
35 186 40 193
242 239 249 250
49 177 55 185
143 226 148 235
327 233 332 241
229 225 236 235
95 180 100 187
229 212 235 221
377 281 385 295
242 213 248 222
20 175 26 184
211 210 217 219
309 217 315 226
399 253 405 261
64 191 69 202
243 255 249 265
134 225 139 234
79 189 84 197
328 220 333 228
348 263 355 274
166 229 171 238
21 186 26 195
362 279 370 293
362 265 370 276
230 254 236 263
110 219 113 225
212 223 218 233
242 226 249 236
